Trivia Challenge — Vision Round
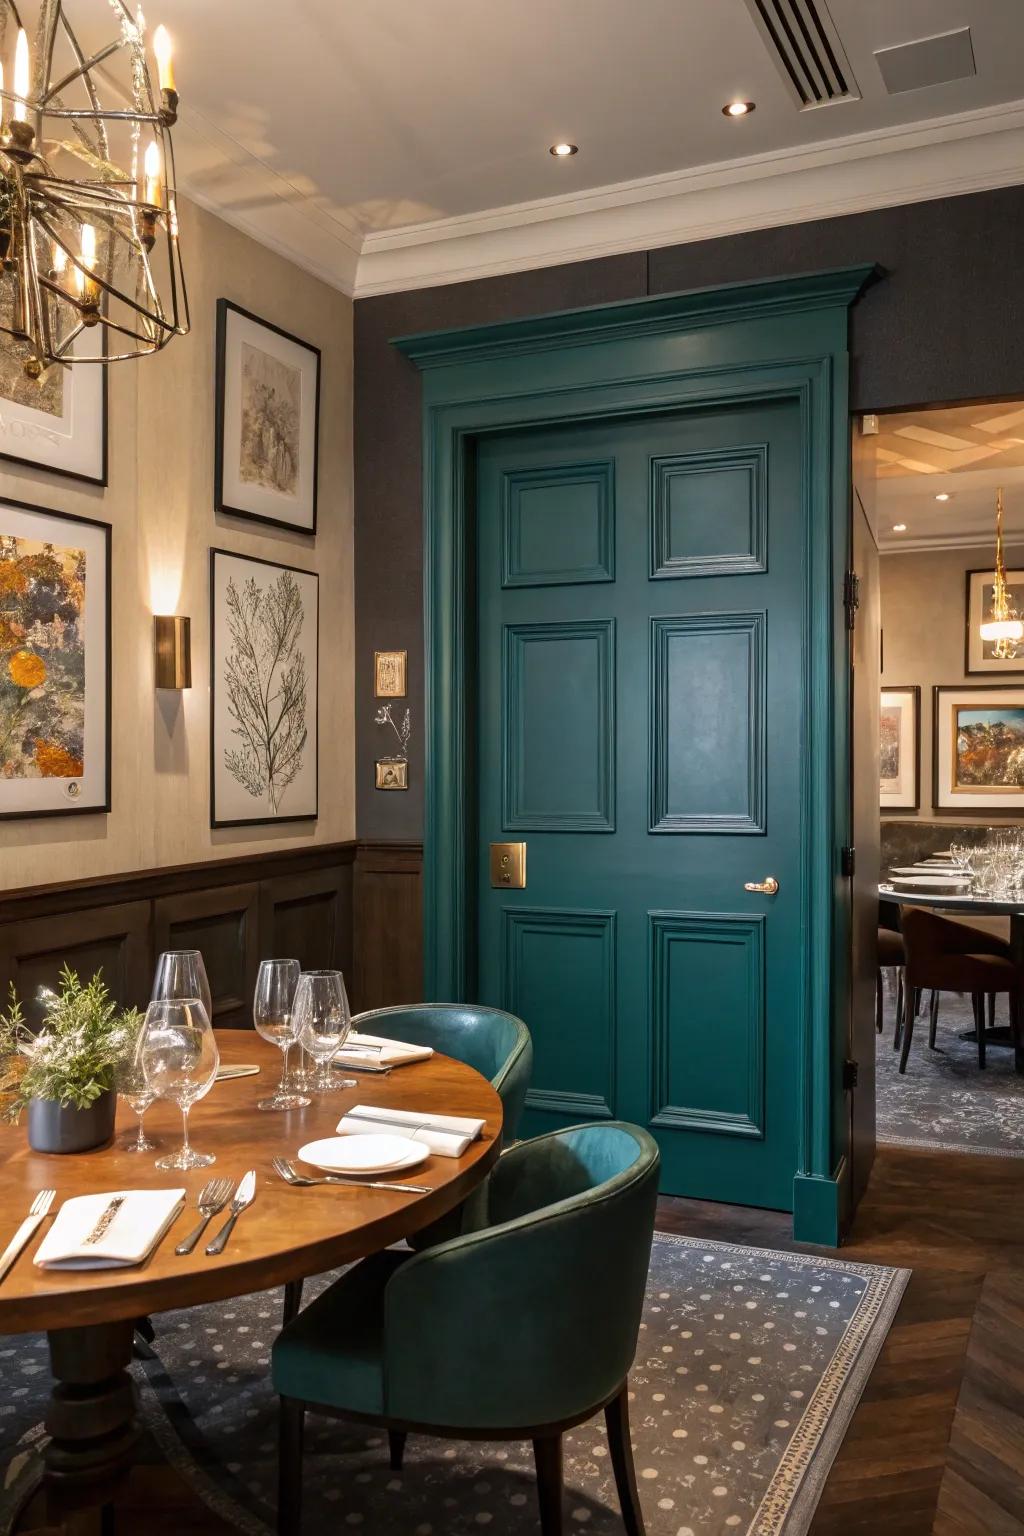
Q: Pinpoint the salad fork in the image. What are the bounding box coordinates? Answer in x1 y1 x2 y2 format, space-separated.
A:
175 1176 234 1255
0 1189 56 1283
273 1155 429 1195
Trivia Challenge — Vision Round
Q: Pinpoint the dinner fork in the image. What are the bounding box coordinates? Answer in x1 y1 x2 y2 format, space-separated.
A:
205 1169 256 1256
0 1189 56 1283
174 1176 233 1255
273 1156 430 1195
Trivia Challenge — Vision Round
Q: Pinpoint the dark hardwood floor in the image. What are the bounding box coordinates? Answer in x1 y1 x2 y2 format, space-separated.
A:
17 1142 1024 1534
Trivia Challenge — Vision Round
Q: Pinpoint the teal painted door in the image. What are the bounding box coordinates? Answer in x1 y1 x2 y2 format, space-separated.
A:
476 400 805 1209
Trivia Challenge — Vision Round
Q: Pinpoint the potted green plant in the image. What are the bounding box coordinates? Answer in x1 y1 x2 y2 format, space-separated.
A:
0 966 142 1154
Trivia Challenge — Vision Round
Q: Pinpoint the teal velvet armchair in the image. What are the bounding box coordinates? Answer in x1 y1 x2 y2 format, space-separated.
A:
272 1121 660 1536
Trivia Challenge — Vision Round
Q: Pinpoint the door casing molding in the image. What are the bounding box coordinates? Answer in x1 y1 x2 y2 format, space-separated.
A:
396 266 877 1244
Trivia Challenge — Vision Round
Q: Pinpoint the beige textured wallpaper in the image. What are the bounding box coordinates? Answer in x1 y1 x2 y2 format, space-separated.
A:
0 196 354 889
880 541 1024 825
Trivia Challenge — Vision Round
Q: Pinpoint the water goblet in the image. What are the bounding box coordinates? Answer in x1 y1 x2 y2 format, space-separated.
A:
152 949 213 1023
115 1021 157 1152
138 998 220 1170
294 970 355 1092
253 958 308 1111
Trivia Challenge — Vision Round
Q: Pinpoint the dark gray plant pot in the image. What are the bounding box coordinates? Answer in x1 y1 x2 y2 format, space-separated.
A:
27 1089 116 1154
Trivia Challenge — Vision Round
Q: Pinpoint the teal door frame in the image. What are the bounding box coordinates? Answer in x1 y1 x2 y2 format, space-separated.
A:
395 266 877 1245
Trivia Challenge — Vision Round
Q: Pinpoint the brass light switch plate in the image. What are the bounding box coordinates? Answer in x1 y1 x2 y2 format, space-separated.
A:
490 842 526 889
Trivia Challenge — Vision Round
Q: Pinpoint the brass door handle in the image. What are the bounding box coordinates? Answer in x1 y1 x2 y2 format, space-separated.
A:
744 876 779 895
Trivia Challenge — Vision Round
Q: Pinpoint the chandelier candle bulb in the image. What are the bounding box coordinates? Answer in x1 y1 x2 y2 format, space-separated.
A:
153 24 177 122
144 141 163 208
75 223 100 318
13 28 28 120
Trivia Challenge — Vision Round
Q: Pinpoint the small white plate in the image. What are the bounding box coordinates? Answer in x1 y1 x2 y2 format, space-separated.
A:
297 1134 428 1176
890 864 962 875
889 873 970 888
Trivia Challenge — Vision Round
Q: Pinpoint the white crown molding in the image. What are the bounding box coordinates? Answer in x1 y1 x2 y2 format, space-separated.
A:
353 98 1024 298
880 534 1024 554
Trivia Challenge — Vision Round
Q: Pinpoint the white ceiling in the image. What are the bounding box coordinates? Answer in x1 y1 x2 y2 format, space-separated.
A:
150 0 1024 293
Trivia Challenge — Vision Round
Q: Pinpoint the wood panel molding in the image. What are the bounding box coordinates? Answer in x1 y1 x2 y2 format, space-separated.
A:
353 840 424 1012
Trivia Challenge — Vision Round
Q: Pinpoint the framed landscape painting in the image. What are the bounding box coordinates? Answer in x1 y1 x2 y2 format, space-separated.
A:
210 549 319 827
933 685 1024 813
0 318 106 484
0 497 110 818
880 685 920 811
965 566 1024 676
214 300 320 533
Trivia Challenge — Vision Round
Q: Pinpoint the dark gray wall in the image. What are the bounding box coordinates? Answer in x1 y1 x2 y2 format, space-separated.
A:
354 184 1024 839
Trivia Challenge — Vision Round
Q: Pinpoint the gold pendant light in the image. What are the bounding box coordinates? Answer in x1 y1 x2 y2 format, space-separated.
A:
979 487 1023 659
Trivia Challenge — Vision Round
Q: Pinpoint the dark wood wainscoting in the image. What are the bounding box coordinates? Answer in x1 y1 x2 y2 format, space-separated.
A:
0 845 355 1028
0 840 426 1027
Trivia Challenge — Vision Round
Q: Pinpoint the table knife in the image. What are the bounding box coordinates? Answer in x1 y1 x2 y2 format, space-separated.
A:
0 1215 45 1283
205 1169 256 1256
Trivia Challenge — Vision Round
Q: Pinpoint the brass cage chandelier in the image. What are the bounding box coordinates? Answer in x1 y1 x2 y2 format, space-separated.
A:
0 0 188 377
979 486 1024 660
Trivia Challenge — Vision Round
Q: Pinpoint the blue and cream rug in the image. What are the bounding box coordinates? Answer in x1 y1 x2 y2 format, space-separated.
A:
1 1234 907 1536
876 986 1024 1158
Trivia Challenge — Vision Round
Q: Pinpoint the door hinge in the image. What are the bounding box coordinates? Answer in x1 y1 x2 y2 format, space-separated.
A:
841 845 856 878
843 570 861 630
843 1058 859 1091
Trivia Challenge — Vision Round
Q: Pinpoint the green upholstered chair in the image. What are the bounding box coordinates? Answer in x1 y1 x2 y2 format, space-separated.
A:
272 1121 660 1536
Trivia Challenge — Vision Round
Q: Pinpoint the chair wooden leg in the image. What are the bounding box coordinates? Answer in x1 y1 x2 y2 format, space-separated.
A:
914 986 923 1018
1011 993 1024 1075
988 993 996 1032
898 988 916 1074
876 971 883 1034
388 1430 407 1471
894 970 905 1049
282 1280 304 1327
928 989 939 1049
972 993 986 1070
278 1397 305 1536
533 1433 564 1536
605 1385 646 1536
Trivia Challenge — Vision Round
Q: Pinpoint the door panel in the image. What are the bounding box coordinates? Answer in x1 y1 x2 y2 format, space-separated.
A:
477 399 804 1210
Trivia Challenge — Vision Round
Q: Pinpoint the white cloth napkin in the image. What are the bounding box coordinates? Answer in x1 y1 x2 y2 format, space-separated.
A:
336 1032 434 1068
335 1104 484 1158
34 1188 186 1270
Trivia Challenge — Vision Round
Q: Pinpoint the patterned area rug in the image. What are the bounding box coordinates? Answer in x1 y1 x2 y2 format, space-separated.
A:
0 1234 907 1536
876 985 1024 1157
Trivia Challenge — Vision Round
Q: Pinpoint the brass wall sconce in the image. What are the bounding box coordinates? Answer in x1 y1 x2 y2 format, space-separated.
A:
154 615 191 689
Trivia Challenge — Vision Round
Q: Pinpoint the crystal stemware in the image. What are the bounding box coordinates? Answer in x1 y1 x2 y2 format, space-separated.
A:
152 949 213 1024
115 1021 157 1153
138 998 220 1170
294 970 355 1092
253 958 308 1112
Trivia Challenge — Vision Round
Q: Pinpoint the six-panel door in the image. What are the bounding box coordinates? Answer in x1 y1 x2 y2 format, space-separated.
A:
476 400 806 1209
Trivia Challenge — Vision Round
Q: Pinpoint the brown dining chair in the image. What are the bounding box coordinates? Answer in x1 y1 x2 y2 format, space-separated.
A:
876 926 905 1036
898 906 1022 1072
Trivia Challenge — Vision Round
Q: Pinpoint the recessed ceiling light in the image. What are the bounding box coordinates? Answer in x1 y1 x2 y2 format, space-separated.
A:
549 142 578 157
892 523 908 532
723 100 756 117
934 492 952 502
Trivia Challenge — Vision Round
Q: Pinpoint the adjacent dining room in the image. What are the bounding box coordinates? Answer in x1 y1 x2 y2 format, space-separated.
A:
2 4 1024 1536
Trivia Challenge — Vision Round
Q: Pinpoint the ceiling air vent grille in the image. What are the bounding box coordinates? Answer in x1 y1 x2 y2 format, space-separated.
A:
742 0 861 110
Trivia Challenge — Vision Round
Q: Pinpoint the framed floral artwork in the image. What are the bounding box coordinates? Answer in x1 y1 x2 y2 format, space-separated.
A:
210 549 319 827
0 497 110 818
879 686 919 811
0 322 106 484
214 299 321 533
933 684 1024 813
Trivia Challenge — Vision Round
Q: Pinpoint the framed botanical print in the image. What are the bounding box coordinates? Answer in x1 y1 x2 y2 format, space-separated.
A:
965 566 1024 675
214 299 321 533
880 686 920 811
933 684 1024 813
210 549 319 827
0 321 106 484
0 497 110 818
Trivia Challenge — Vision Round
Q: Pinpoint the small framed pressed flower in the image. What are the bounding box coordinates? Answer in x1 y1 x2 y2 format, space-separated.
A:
0 496 111 819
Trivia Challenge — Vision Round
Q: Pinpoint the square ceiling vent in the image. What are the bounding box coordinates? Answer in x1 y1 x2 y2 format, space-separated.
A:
741 0 861 110
874 27 976 95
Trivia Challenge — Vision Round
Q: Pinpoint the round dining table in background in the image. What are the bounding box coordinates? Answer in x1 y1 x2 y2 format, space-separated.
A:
879 880 1024 1071
0 1032 502 1532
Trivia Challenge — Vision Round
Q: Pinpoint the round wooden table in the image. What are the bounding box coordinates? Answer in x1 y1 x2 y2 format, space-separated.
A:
0 1032 502 1530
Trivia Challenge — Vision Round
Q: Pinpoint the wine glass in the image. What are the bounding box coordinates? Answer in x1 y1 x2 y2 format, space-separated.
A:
253 958 308 1112
152 950 213 1023
294 970 355 1092
115 1020 157 1153
138 998 220 1170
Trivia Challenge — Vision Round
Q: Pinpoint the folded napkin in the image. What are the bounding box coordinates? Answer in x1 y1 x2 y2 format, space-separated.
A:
336 1104 483 1158
34 1188 185 1271
336 1032 434 1068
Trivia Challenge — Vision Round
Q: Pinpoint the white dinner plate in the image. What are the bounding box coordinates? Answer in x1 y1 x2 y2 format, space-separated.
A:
889 873 970 888
297 1134 429 1176
890 864 962 875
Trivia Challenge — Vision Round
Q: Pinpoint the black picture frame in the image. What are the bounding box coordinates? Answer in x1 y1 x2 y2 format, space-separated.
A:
879 684 920 813
964 566 1024 677
0 496 111 820
209 547 319 828
932 682 1024 816
214 299 321 534
0 355 107 487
